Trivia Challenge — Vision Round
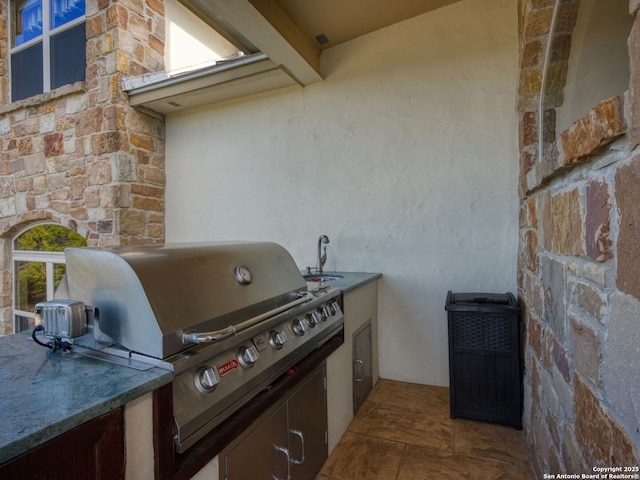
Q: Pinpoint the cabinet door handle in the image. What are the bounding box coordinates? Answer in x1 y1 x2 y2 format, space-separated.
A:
289 429 305 465
273 445 291 480
354 359 365 382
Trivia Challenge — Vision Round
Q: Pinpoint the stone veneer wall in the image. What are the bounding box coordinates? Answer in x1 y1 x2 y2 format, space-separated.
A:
0 0 167 334
518 0 640 474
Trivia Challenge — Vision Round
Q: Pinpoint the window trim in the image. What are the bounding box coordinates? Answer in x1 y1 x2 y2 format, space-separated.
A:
8 0 86 101
11 222 82 333
12 250 66 331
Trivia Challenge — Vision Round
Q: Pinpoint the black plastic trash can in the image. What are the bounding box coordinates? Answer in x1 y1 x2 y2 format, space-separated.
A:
445 291 522 429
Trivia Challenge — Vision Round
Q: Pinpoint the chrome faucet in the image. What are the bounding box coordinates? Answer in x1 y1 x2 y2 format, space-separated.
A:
317 235 330 273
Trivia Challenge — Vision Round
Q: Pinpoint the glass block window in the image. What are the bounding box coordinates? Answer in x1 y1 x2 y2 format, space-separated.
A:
9 0 86 102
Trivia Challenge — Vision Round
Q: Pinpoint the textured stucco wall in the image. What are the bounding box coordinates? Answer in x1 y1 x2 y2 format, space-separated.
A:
164 0 519 386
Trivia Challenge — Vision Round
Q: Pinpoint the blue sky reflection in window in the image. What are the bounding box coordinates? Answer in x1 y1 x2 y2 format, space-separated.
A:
15 0 42 46
51 0 85 29
14 0 85 46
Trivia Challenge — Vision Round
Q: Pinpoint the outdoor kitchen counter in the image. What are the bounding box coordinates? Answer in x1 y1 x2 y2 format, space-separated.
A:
305 271 381 294
0 333 173 466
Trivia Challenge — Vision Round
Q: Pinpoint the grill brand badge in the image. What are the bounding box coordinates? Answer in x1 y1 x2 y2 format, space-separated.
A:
219 359 239 376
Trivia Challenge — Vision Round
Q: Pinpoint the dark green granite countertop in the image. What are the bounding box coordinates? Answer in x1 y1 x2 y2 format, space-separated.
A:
0 333 172 465
304 271 381 293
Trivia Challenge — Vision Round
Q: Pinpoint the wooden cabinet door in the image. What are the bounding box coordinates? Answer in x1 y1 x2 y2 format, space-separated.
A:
0 409 124 480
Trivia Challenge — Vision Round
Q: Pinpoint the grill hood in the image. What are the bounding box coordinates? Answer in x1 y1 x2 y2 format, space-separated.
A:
57 242 306 359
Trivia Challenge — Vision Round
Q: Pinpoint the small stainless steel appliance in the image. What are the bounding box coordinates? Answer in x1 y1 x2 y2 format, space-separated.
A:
34 242 343 453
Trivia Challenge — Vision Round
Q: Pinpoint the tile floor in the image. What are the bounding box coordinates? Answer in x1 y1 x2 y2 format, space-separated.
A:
317 379 535 480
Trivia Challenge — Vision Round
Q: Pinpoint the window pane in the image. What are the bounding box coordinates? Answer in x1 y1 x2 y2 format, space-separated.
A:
50 22 86 89
54 263 67 291
51 0 85 29
11 0 43 47
14 224 86 251
15 261 47 312
11 41 43 101
15 314 36 333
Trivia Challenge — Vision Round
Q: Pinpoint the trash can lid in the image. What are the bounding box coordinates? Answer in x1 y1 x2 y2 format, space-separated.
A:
445 291 518 312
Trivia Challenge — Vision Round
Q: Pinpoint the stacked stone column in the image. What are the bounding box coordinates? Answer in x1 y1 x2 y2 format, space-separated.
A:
518 0 640 474
0 0 167 334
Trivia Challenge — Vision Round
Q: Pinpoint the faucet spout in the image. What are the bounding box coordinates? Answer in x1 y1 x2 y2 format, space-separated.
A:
317 235 330 273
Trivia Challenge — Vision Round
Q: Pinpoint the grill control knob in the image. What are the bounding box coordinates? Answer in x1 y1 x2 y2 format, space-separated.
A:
330 301 340 315
293 318 310 336
320 305 332 320
307 312 322 326
270 331 288 349
197 367 220 393
239 345 260 368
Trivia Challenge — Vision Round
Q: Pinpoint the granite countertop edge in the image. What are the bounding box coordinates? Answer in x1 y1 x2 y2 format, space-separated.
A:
1 373 171 465
304 271 381 294
0 334 172 466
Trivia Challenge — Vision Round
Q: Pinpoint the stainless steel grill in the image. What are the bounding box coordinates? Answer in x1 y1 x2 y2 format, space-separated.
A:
38 241 344 452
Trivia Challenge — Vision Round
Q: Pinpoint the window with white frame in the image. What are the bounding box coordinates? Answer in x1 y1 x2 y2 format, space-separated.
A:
12 224 86 333
9 0 86 102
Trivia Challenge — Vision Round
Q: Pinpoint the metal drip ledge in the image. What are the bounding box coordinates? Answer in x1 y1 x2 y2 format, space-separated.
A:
123 53 300 113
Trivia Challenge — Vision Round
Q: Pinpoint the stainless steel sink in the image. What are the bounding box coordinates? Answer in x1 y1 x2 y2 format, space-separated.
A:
304 274 343 283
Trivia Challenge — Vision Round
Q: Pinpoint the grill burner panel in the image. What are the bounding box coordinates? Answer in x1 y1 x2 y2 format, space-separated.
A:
172 289 342 452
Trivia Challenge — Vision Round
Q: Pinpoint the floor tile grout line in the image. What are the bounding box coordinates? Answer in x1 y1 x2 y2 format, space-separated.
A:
394 442 410 480
345 426 416 450
360 398 454 419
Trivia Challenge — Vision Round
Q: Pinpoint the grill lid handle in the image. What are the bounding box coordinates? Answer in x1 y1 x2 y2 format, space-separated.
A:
182 325 237 344
181 291 314 345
